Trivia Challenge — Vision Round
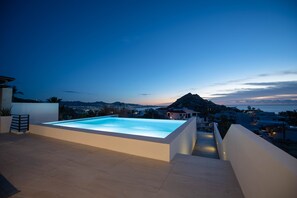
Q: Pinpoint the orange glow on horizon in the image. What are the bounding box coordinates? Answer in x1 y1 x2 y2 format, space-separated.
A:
137 98 174 106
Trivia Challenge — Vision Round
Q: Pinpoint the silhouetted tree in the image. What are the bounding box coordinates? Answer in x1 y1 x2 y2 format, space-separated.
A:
11 85 24 102
59 105 79 120
279 110 297 126
12 86 24 97
47 97 62 103
142 109 163 119
218 115 235 138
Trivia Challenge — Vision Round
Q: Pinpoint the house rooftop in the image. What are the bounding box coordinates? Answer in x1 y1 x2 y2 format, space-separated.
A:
167 110 186 113
0 134 243 198
0 76 15 84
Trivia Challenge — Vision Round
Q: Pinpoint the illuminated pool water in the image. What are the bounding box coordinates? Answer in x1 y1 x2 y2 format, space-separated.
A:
45 117 186 138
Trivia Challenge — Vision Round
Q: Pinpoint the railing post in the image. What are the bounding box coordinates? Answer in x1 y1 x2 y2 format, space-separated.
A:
27 115 30 131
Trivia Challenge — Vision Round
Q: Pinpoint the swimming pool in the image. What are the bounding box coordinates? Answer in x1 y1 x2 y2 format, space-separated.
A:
31 116 197 161
45 117 185 138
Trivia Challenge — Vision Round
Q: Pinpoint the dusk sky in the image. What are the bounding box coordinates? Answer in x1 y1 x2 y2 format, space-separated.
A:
1 0 297 105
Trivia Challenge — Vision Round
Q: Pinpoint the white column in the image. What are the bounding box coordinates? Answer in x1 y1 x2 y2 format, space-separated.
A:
0 88 13 109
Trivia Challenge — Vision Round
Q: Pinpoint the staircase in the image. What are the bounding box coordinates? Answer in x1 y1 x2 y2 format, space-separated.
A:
192 131 219 159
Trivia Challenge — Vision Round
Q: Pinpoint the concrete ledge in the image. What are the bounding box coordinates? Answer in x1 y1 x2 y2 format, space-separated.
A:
169 117 196 160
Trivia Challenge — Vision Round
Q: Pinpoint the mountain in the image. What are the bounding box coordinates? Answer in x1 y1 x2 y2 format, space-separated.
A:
167 93 231 115
60 100 158 109
60 101 106 107
13 97 39 103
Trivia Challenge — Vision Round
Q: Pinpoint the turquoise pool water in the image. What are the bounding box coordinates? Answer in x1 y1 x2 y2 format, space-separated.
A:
45 117 186 138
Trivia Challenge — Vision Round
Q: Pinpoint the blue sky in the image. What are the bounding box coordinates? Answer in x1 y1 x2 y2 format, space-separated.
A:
1 0 297 105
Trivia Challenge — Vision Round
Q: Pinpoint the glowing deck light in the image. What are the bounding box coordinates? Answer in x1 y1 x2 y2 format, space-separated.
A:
204 134 214 138
203 146 216 152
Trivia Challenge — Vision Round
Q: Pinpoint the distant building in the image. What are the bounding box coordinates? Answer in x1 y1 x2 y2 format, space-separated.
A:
167 108 198 120
254 111 285 128
167 108 209 129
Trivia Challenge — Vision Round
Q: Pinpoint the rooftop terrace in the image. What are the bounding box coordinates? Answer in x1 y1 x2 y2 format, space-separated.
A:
0 134 243 198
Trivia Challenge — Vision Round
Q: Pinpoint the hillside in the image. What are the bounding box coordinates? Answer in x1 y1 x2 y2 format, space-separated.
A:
167 93 231 115
60 101 157 109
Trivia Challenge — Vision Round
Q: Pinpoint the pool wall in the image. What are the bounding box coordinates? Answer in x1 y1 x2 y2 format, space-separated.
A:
29 117 196 162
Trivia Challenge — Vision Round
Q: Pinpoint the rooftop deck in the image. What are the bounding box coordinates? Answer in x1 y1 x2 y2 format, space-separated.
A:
0 134 243 198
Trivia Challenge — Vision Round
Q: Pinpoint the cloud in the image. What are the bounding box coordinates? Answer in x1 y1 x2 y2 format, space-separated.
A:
63 90 94 95
256 70 297 77
210 93 229 97
211 69 297 87
64 90 81 94
244 82 281 86
140 93 151 96
281 70 297 75
211 77 252 87
211 81 297 105
257 73 269 77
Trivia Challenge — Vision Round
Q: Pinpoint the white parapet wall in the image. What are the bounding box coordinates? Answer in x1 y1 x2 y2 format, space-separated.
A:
12 103 59 124
30 124 170 161
29 117 197 162
221 124 297 198
169 117 197 160
213 123 226 160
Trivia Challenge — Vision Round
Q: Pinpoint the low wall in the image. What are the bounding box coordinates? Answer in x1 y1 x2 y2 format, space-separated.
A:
12 103 59 124
169 117 196 160
213 123 226 160
30 124 170 161
223 124 297 198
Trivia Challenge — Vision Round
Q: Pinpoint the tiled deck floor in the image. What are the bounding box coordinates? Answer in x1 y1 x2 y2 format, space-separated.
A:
0 134 243 198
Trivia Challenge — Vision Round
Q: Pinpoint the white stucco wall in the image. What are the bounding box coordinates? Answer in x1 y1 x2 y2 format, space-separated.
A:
30 124 170 161
12 103 59 124
223 124 297 198
170 117 197 160
213 123 226 160
0 88 12 109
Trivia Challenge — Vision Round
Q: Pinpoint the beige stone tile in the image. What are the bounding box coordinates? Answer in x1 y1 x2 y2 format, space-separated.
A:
13 177 99 198
159 172 241 198
102 157 172 192
1 134 243 198
172 159 236 183
85 170 160 198
53 149 132 175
